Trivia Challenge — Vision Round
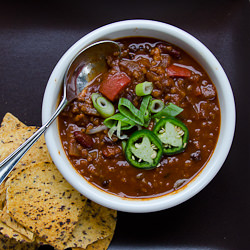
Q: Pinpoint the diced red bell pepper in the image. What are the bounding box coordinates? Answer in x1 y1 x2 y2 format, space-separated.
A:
99 72 131 101
167 65 191 78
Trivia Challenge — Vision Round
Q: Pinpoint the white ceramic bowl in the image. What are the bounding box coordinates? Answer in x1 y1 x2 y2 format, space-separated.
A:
42 20 235 213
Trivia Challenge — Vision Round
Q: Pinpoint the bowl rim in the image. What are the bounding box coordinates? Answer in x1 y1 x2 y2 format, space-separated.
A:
42 19 236 213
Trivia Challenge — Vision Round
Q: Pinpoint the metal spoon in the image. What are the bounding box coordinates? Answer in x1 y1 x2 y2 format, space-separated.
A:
0 40 120 185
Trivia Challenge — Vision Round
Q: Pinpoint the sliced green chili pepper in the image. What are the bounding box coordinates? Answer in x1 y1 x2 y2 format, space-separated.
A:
135 81 153 96
91 93 115 118
125 130 163 169
153 117 189 155
149 99 164 113
152 103 183 119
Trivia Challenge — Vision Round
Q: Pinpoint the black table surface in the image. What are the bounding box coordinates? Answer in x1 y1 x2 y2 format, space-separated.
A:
0 0 249 249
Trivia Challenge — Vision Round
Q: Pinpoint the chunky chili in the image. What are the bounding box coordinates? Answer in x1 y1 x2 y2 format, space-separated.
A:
59 37 221 198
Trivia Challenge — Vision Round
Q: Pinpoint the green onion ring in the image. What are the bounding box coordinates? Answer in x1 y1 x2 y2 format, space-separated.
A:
135 81 153 96
149 99 164 113
91 93 115 118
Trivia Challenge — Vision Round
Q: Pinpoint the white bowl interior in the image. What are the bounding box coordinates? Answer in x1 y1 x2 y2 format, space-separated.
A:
42 20 235 213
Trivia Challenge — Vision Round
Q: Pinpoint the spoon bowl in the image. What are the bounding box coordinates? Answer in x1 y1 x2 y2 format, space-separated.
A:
65 40 120 102
0 40 120 185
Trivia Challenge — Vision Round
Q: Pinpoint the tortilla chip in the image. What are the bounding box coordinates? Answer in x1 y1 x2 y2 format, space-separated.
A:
71 234 113 250
86 235 113 250
6 162 87 250
0 206 34 240
0 114 52 183
0 113 117 249
0 221 32 243
0 188 6 210
64 200 117 249
0 232 38 250
0 113 37 158
35 236 49 246
0 113 26 134
0 125 51 165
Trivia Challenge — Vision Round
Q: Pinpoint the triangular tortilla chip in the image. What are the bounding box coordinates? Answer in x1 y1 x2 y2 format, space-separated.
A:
86 235 113 250
71 234 113 250
0 113 52 184
0 221 32 243
0 206 34 240
65 200 117 249
6 162 87 249
0 232 38 250
0 113 27 134
35 236 49 246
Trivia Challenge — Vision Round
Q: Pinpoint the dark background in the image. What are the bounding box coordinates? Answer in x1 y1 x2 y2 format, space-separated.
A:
0 0 249 249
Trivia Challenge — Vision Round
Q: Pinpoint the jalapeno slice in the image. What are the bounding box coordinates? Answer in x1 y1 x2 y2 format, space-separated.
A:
125 130 163 169
153 117 189 155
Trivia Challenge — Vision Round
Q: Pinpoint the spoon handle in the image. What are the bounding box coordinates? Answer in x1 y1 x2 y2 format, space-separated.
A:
0 97 68 185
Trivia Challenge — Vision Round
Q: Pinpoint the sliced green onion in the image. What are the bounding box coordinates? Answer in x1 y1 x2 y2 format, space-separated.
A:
144 110 150 121
140 95 152 115
135 81 153 96
143 110 151 128
116 120 128 140
104 113 135 130
91 93 115 118
104 113 134 141
108 125 117 140
118 98 144 126
139 95 152 127
152 103 183 119
122 140 127 151
107 120 128 140
149 99 164 113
